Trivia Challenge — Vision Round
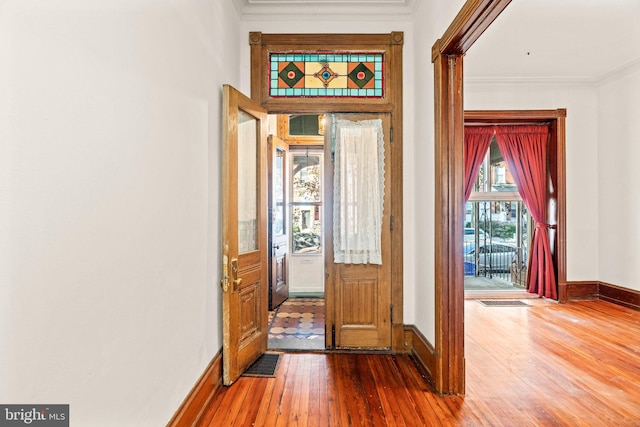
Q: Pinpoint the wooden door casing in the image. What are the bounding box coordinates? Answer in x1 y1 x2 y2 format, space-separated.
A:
250 32 405 353
325 113 392 350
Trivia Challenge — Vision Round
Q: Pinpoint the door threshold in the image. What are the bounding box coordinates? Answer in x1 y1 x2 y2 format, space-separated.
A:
464 289 539 300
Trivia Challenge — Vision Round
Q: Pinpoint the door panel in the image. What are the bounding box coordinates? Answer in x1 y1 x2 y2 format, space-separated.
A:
269 135 289 310
326 113 392 350
221 85 268 385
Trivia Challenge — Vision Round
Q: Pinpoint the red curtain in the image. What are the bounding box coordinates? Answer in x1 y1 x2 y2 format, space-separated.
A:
464 126 494 202
495 126 557 299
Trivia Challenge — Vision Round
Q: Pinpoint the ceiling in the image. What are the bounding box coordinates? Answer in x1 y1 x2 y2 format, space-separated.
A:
231 0 640 82
464 0 640 82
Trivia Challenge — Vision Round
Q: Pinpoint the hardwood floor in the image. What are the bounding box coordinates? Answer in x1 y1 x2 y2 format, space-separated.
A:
198 299 640 426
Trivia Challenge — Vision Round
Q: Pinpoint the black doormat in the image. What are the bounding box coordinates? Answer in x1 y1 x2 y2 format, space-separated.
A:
479 300 530 307
242 353 281 377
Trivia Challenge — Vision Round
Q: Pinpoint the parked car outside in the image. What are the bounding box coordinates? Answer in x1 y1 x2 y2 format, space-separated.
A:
464 242 525 273
464 227 489 242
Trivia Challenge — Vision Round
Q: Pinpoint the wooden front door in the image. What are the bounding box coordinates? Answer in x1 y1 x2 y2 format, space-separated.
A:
221 85 269 385
268 135 289 310
325 113 392 349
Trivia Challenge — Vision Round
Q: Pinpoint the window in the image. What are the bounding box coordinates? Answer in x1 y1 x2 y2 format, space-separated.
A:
291 149 323 254
465 137 531 286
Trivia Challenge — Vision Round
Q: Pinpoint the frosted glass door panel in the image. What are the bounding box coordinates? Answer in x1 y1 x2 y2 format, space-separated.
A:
238 111 258 253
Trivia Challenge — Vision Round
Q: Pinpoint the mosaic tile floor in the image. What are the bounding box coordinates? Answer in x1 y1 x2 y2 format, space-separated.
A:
268 297 325 350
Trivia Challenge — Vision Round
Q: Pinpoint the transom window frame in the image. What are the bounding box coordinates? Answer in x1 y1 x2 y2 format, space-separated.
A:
249 32 403 113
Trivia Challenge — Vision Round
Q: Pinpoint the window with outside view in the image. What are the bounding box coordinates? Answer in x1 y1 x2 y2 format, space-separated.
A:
465 137 531 288
291 150 323 254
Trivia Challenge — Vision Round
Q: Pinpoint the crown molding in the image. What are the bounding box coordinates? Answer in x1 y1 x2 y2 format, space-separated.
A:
597 58 640 85
465 58 640 87
232 0 416 21
464 76 598 86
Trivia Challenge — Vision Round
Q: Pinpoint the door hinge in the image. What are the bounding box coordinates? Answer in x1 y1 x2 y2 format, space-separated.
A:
331 325 336 349
390 304 394 324
390 127 393 144
390 215 394 232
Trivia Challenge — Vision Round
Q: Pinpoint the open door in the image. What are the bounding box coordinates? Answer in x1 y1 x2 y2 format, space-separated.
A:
268 135 289 310
221 85 269 385
325 113 392 349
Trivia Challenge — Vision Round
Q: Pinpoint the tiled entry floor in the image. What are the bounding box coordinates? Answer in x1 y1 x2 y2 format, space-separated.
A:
268 297 325 351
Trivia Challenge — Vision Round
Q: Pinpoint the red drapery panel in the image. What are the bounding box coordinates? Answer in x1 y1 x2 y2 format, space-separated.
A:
464 126 495 202
495 125 557 299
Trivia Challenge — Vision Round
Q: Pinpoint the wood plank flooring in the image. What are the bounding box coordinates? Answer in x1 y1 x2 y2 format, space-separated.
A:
199 299 640 426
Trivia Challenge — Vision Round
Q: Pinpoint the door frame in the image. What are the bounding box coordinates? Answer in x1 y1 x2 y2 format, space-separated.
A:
249 32 405 352
432 0 567 395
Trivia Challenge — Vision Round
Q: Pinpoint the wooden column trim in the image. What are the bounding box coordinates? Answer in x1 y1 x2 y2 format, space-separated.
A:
432 51 465 395
390 31 405 352
249 32 263 103
432 0 513 395
555 110 568 301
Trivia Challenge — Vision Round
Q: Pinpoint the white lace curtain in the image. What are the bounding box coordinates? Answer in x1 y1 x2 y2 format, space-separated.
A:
333 119 385 264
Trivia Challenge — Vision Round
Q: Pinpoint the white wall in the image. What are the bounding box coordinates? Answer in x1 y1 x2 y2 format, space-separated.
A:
464 80 600 282
288 255 324 294
0 0 241 425
597 63 640 291
410 0 466 343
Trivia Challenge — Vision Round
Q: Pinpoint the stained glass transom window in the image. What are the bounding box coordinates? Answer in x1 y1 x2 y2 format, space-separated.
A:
269 52 384 98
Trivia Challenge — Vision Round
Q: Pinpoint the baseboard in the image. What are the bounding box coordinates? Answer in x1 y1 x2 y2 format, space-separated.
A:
289 292 324 298
563 281 639 311
404 325 436 388
561 281 599 302
599 282 640 310
167 349 223 427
